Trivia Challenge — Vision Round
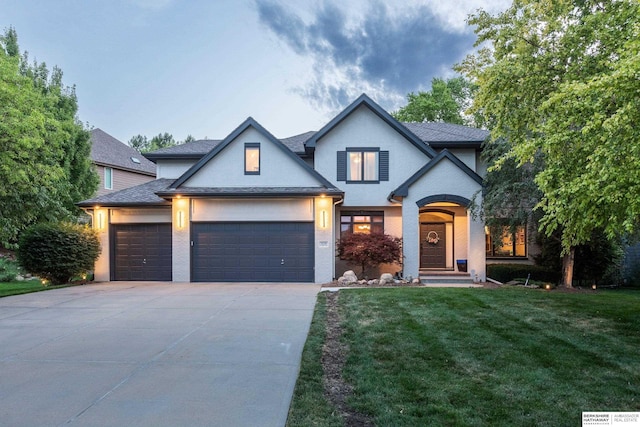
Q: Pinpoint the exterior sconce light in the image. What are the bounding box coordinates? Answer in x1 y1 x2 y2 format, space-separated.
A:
321 210 327 229
96 210 105 231
177 209 185 230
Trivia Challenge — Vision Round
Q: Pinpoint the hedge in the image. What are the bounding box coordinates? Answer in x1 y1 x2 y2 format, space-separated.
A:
487 263 561 284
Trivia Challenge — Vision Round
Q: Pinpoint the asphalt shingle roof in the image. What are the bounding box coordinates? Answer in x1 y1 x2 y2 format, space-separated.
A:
90 129 156 175
401 122 490 143
156 186 343 197
77 178 173 207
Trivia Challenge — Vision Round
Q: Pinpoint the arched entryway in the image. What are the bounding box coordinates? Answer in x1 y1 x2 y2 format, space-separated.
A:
417 195 471 273
419 210 454 269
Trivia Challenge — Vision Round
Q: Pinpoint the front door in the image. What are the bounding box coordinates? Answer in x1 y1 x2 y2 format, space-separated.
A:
420 223 446 269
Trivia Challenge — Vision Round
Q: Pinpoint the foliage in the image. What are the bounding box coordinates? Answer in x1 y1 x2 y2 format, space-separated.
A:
337 232 402 278
0 258 19 282
458 0 640 256
0 27 98 248
17 222 100 285
535 230 625 286
129 132 198 153
392 76 480 126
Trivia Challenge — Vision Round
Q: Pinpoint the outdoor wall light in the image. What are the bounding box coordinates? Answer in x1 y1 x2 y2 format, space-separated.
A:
177 209 185 230
96 210 105 231
321 209 327 229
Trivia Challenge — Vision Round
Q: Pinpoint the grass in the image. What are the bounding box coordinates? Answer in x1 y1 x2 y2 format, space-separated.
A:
287 287 640 426
0 280 52 297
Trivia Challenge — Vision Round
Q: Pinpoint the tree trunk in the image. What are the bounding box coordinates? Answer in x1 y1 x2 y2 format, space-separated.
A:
561 246 576 288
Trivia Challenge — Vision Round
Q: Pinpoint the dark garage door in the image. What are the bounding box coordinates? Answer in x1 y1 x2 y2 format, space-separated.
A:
111 223 172 281
192 222 314 282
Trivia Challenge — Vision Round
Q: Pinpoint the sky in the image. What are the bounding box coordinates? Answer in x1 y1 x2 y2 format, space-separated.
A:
0 0 510 143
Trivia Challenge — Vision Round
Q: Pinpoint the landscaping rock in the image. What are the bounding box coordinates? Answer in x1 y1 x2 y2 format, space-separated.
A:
342 270 358 282
379 273 394 285
15 275 24 281
412 278 421 284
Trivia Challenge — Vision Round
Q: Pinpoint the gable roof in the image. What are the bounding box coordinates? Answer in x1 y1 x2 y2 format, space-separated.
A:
390 149 483 199
90 129 156 175
77 178 173 207
305 93 438 158
170 117 342 192
402 122 489 148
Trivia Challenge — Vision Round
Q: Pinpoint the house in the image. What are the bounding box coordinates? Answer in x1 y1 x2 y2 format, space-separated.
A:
90 128 156 196
78 94 495 283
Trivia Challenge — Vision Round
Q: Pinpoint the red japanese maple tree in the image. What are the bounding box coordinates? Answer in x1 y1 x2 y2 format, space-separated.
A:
337 232 402 278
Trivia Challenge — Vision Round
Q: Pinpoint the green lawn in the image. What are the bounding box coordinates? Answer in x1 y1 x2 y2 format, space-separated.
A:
287 287 640 426
0 281 49 297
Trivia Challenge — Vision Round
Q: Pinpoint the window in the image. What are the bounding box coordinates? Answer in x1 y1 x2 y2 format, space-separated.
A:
337 149 389 182
245 143 260 175
348 150 378 181
104 167 113 190
340 212 384 237
486 225 526 257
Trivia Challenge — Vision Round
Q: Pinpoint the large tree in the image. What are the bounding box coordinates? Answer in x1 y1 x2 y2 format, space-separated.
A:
0 27 97 247
392 76 480 126
458 0 640 287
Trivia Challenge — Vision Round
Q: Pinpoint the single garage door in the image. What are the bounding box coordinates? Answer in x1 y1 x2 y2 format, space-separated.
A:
192 222 314 282
111 223 172 281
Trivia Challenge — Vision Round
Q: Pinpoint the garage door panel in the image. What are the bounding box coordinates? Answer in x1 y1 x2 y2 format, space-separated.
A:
111 224 172 281
192 222 314 282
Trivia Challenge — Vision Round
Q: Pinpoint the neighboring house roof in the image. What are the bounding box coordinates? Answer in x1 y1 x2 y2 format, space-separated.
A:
402 122 490 148
389 149 484 199
170 117 341 193
143 139 222 161
77 178 174 207
305 93 438 158
90 128 156 175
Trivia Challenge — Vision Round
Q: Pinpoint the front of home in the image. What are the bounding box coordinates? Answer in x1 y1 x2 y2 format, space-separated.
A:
78 94 490 283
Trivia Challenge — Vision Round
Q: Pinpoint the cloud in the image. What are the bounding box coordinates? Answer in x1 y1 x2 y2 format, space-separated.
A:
256 0 477 112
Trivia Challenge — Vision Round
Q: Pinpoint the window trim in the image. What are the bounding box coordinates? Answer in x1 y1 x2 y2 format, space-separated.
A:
244 143 260 175
485 224 527 259
346 147 380 184
104 167 113 190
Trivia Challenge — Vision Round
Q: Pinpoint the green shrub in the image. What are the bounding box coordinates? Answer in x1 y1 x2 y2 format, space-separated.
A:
487 263 560 284
17 222 100 285
0 258 19 282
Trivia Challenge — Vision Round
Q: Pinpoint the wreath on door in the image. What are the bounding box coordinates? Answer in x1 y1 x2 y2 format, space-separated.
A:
426 231 440 245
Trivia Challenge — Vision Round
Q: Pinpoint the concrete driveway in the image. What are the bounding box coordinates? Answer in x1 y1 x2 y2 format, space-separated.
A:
0 282 320 427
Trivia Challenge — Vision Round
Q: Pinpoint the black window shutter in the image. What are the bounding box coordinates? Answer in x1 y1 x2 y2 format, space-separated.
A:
379 151 389 181
337 151 347 181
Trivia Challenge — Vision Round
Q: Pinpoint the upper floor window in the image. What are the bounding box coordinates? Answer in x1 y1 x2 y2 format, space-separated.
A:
104 167 113 190
486 225 526 258
337 148 389 183
245 143 260 175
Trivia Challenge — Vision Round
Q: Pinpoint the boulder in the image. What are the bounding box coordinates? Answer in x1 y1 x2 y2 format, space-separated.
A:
379 273 394 285
412 278 421 284
342 270 358 283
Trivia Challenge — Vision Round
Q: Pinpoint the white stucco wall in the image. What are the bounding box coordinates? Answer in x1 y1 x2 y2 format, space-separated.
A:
313 106 432 206
92 208 110 282
172 198 190 282
110 208 171 223
192 198 314 222
156 160 197 179
184 128 322 188
315 196 334 283
446 148 477 172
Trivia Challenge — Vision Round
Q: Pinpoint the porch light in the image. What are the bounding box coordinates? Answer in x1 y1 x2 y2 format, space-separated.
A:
321 210 327 229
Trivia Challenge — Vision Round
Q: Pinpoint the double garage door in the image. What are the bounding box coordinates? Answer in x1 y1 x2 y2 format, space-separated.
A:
191 222 314 282
111 222 314 282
